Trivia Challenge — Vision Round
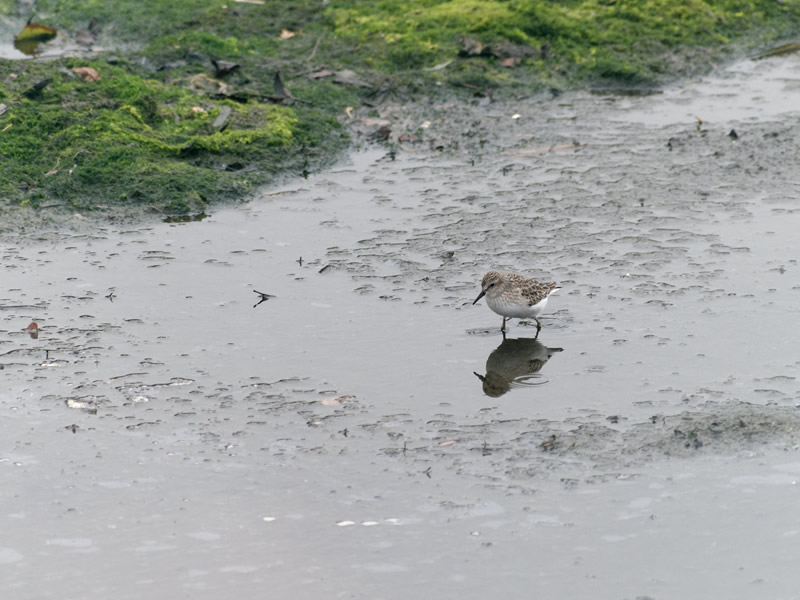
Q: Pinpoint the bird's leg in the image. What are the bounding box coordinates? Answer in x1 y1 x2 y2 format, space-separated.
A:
532 318 542 340
500 317 507 333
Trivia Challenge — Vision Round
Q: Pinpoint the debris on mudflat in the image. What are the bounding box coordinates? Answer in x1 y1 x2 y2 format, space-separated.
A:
253 290 276 308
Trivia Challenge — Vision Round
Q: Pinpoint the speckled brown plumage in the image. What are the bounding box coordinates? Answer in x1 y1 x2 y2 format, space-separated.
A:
473 270 560 334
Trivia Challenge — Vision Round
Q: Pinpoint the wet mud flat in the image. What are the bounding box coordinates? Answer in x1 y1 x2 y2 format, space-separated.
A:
3 55 800 598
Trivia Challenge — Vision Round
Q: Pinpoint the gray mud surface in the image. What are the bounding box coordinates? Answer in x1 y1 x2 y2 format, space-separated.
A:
4 55 800 599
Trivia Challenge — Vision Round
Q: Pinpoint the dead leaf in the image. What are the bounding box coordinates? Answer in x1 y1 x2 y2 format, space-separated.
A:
360 118 390 127
14 23 57 56
1 123 11 133
309 69 335 79
273 71 292 98
501 57 521 67
234 0 264 4
24 321 39 339
344 106 354 118
279 29 296 40
45 169 58 176
332 69 372 88
424 60 454 71
188 73 229 95
459 37 486 57
72 67 100 82
489 40 538 59
439 440 456 446
211 59 239 77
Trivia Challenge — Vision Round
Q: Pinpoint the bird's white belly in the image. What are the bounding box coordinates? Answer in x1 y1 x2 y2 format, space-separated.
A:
488 295 549 319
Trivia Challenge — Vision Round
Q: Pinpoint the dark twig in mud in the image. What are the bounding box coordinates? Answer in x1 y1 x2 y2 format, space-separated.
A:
253 290 276 308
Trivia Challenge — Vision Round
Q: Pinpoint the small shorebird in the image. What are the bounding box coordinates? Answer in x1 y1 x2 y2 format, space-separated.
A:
473 270 560 334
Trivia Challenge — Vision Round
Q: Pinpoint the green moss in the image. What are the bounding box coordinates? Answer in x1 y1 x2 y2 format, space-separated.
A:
146 30 265 62
0 0 799 217
0 58 336 213
328 0 800 83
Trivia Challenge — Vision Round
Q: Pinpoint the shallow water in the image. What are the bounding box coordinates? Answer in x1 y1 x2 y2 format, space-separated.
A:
3 54 800 599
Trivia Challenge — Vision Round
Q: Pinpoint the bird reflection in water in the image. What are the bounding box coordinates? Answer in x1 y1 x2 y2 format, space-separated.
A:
474 336 563 397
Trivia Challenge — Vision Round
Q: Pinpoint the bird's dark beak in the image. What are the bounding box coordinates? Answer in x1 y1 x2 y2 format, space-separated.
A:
473 290 485 305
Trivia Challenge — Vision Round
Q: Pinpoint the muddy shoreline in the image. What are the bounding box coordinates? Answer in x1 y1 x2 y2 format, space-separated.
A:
3 54 800 598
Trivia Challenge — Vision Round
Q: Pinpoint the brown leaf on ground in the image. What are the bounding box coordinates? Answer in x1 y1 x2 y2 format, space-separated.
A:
189 73 229 95
211 59 239 77
279 29 296 39
72 67 100 82
332 70 372 88
489 40 538 59
459 36 487 57
25 321 39 339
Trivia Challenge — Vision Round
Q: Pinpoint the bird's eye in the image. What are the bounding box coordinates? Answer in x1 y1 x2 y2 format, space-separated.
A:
488 283 495 288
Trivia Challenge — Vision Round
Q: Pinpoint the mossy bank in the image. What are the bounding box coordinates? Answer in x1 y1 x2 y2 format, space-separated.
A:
1 0 799 219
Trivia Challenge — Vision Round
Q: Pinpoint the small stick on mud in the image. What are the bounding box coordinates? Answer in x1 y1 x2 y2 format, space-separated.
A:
253 290 276 308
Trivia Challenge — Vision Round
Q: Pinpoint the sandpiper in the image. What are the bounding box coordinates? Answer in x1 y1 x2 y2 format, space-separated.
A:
473 270 560 334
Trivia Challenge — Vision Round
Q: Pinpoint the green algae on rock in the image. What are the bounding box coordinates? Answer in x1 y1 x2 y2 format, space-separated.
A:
1 0 800 217
0 58 341 215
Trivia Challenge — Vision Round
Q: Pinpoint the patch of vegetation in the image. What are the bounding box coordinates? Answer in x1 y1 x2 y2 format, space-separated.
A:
0 58 337 213
328 0 800 84
0 0 798 216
